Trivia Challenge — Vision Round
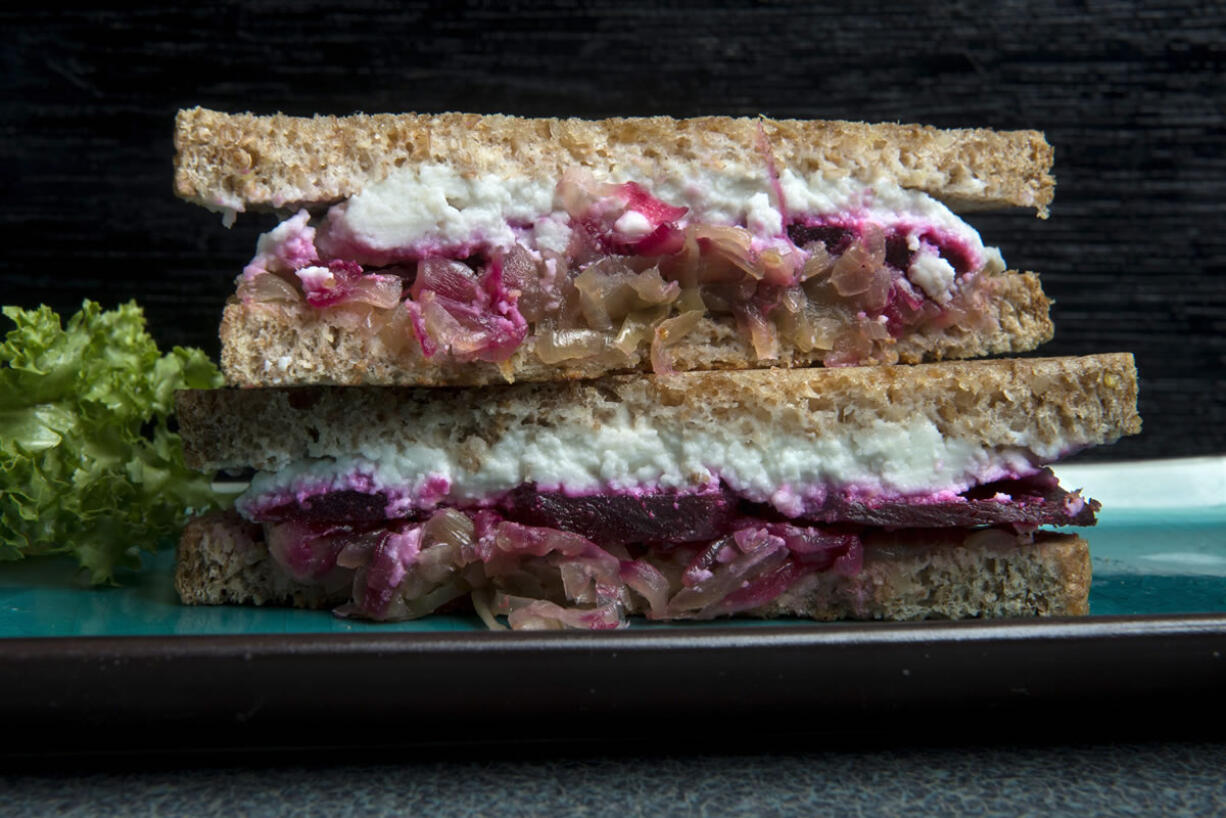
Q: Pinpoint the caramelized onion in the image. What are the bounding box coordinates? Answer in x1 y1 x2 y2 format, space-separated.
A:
933 273 996 334
322 303 381 332
346 274 403 309
265 520 351 582
499 595 626 631
777 301 842 353
422 507 475 553
667 557 759 617
861 316 892 341
620 559 670 618
574 261 635 330
238 270 302 304
397 580 468 619
650 309 704 373
830 226 891 311
501 245 550 322
693 224 758 282
411 258 481 302
535 328 609 363
347 527 424 619
376 302 418 357
681 538 732 587
471 588 508 631
707 558 803 617
410 263 528 363
780 286 806 314
667 534 791 619
574 261 681 332
634 224 686 256
659 228 702 288
627 266 681 306
799 244 835 281
413 540 463 585
559 557 624 605
823 324 875 366
614 306 668 357
419 291 480 355
336 539 373 570
279 507 861 629
676 286 705 314
733 301 779 361
556 168 601 220
759 247 799 287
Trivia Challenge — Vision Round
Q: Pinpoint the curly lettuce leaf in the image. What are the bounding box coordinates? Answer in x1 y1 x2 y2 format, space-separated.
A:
1 301 225 583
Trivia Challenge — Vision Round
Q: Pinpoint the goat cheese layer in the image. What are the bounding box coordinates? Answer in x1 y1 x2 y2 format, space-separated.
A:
236 411 1047 522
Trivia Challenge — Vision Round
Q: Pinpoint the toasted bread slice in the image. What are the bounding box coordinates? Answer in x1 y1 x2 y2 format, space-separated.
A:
174 108 1055 217
177 354 1141 475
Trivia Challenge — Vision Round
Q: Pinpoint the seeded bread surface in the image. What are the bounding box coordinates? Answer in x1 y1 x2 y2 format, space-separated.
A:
218 270 1052 388
177 353 1140 473
175 510 1090 619
173 107 1055 217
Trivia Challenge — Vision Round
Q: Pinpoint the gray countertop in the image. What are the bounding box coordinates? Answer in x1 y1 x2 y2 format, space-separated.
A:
5 742 1225 817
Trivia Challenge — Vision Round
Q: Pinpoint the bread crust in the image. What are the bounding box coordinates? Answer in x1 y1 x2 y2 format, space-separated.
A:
174 510 339 608
174 107 1055 216
177 353 1141 473
175 510 1090 620
218 270 1053 389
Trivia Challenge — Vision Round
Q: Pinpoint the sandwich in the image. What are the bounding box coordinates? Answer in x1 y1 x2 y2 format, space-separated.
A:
173 108 1056 387
173 355 1140 629
172 108 1137 630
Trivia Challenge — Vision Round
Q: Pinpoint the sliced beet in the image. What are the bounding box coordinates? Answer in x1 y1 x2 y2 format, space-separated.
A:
245 471 1096 534
885 232 914 270
795 470 1099 529
257 490 392 523
500 485 738 547
786 223 855 254
929 232 977 275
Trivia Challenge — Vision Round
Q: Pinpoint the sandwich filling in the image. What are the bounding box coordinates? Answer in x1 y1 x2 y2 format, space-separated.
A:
237 165 1009 373
239 470 1092 629
228 410 1097 627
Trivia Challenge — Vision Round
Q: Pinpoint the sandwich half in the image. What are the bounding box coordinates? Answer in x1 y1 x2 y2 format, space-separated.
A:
174 109 1056 387
174 354 1140 629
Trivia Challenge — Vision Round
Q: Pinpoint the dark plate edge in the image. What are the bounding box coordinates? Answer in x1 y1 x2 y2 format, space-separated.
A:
3 614 1224 753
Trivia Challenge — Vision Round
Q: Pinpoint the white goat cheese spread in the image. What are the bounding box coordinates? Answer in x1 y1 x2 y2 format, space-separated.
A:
238 411 1045 519
907 248 958 303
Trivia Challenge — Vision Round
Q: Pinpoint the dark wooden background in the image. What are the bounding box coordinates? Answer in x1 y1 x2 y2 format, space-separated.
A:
3 1 1223 462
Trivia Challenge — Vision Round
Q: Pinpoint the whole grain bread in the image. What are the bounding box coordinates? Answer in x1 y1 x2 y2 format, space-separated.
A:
765 530 1091 619
219 269 1052 388
177 353 1140 473
173 107 1055 217
175 510 1090 620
